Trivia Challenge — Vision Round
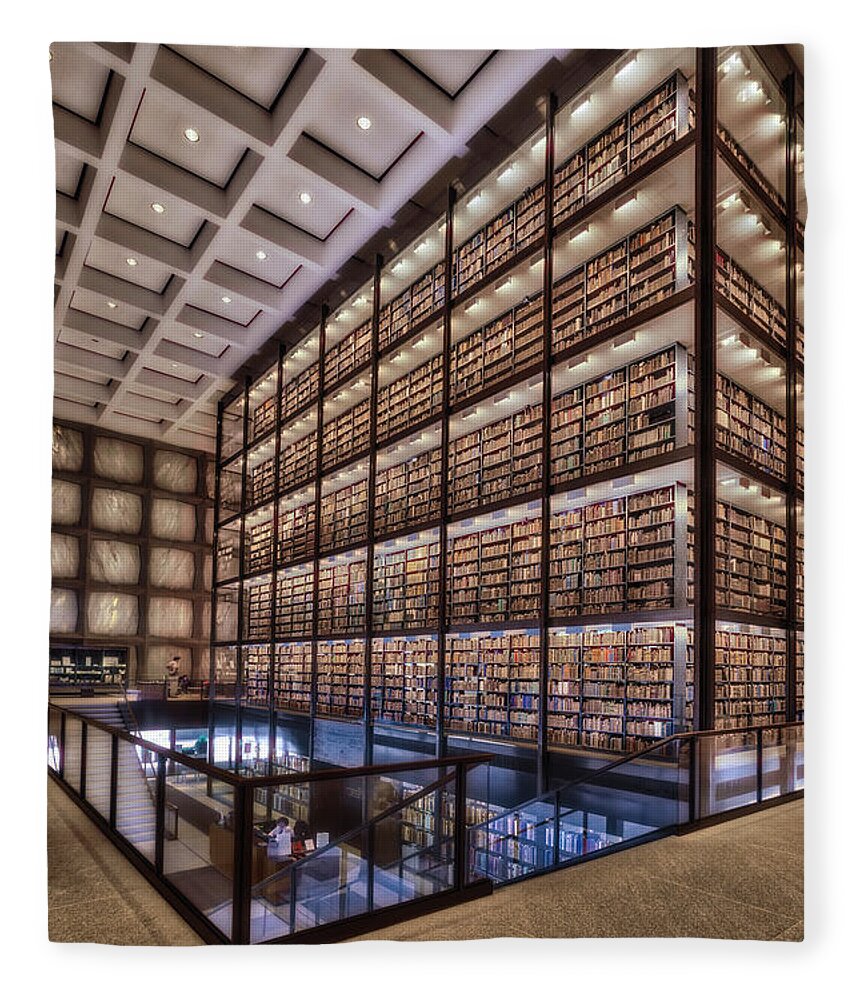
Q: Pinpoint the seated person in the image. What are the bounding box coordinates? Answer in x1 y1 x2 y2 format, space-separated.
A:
267 816 293 861
291 819 312 857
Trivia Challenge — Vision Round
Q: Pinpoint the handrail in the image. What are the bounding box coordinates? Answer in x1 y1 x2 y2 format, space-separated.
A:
48 702 492 788
250 763 468 894
470 721 804 838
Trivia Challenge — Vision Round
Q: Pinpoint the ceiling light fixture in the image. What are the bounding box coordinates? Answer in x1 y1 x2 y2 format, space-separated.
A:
570 222 591 243
497 163 517 181
107 301 117 309
464 299 481 313
466 191 483 209
356 115 372 131
570 95 592 117
413 240 429 254
126 257 138 267
221 295 232 304
150 202 165 214
255 250 268 260
298 191 313 205
183 127 200 143
193 332 204 339
615 51 638 77
352 295 367 308
614 189 638 212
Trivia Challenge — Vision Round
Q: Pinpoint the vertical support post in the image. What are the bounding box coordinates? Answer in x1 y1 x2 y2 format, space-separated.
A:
366 818 376 911
207 400 225 781
454 762 468 890
553 788 561 866
309 305 329 766
363 254 384 766
756 725 764 803
436 186 456 758
269 342 287 766
59 710 66 780
687 734 698 825
79 721 87 798
154 755 166 875
537 90 557 795
235 376 252 769
693 47 717 732
109 732 118 829
784 71 799 723
231 782 253 944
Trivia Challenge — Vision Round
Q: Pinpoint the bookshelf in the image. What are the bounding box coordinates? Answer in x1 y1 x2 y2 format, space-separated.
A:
550 484 692 618
445 630 541 741
551 344 693 485
715 499 787 615
551 208 691 356
447 513 542 625
274 642 312 713
371 636 439 727
716 373 787 480
714 625 787 728
375 445 442 537
451 295 543 407
211 49 803 761
316 639 365 718
377 354 443 443
373 534 440 632
320 477 368 553
449 402 543 514
244 644 270 707
317 553 367 636
795 632 804 719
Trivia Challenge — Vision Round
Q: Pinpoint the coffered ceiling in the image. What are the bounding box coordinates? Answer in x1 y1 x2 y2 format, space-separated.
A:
52 44 564 452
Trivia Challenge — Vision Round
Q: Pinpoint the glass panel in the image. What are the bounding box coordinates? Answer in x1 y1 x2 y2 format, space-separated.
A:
63 715 83 792
214 646 238 700
215 583 240 642
152 498 197 541
153 449 198 493
116 737 157 862
378 219 444 357
148 597 194 639
91 488 143 534
50 588 78 634
164 763 235 939
93 436 144 483
86 592 139 636
697 731 758 818
220 393 246 464
85 724 112 819
48 706 62 772
216 522 241 582
52 424 84 471
149 547 196 590
89 538 141 585
52 479 82 526
248 364 279 443
762 725 804 799
51 532 80 578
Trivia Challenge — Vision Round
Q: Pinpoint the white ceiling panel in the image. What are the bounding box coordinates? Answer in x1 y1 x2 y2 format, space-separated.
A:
397 49 493 96
69 287 149 329
51 43 111 122
171 45 303 109
84 235 174 293
55 149 85 196
129 86 249 188
215 228 303 287
105 172 208 246
58 327 129 362
254 160 355 240
186 283 261 326
161 328 231 358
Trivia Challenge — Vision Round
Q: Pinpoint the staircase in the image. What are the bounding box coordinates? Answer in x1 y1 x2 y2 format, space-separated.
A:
63 699 158 851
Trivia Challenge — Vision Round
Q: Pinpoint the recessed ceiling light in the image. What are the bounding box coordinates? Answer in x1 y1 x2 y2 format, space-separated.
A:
183 127 200 143
255 250 268 261
356 116 372 131
221 295 232 304
150 202 165 214
171 363 179 369
126 257 138 267
298 191 313 205
107 301 117 309
193 332 204 339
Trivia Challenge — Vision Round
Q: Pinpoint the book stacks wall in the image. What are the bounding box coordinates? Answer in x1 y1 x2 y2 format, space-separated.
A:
211 46 804 778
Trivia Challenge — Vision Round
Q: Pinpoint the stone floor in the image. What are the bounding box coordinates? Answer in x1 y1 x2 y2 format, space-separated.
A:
47 777 802 944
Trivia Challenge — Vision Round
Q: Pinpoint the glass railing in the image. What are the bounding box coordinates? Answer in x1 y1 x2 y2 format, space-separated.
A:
469 721 803 885
47 702 491 944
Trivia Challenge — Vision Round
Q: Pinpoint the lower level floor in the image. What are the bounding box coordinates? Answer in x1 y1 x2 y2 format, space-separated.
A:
47 777 802 944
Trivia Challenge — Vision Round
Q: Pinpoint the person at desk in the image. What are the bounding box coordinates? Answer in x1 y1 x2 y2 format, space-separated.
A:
267 817 293 860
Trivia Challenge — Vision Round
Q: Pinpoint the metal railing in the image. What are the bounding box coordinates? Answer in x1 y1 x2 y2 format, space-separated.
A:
469 721 804 884
47 701 492 944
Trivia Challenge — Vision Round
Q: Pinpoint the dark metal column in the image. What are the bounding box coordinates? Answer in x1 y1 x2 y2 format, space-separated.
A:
234 377 251 768
537 91 557 794
269 343 287 765
207 402 225 770
435 186 457 758
363 254 384 765
154 755 166 875
783 71 799 722
308 305 329 765
693 48 717 731
231 782 253 944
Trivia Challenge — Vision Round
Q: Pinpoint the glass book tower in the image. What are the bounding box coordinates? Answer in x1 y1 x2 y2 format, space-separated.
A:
209 46 804 794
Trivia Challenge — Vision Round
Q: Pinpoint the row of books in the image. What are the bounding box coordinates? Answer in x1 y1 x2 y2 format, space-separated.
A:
716 500 788 615
716 372 787 480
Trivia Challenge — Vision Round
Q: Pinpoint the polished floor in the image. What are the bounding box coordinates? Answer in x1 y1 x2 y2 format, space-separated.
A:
47 778 802 944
